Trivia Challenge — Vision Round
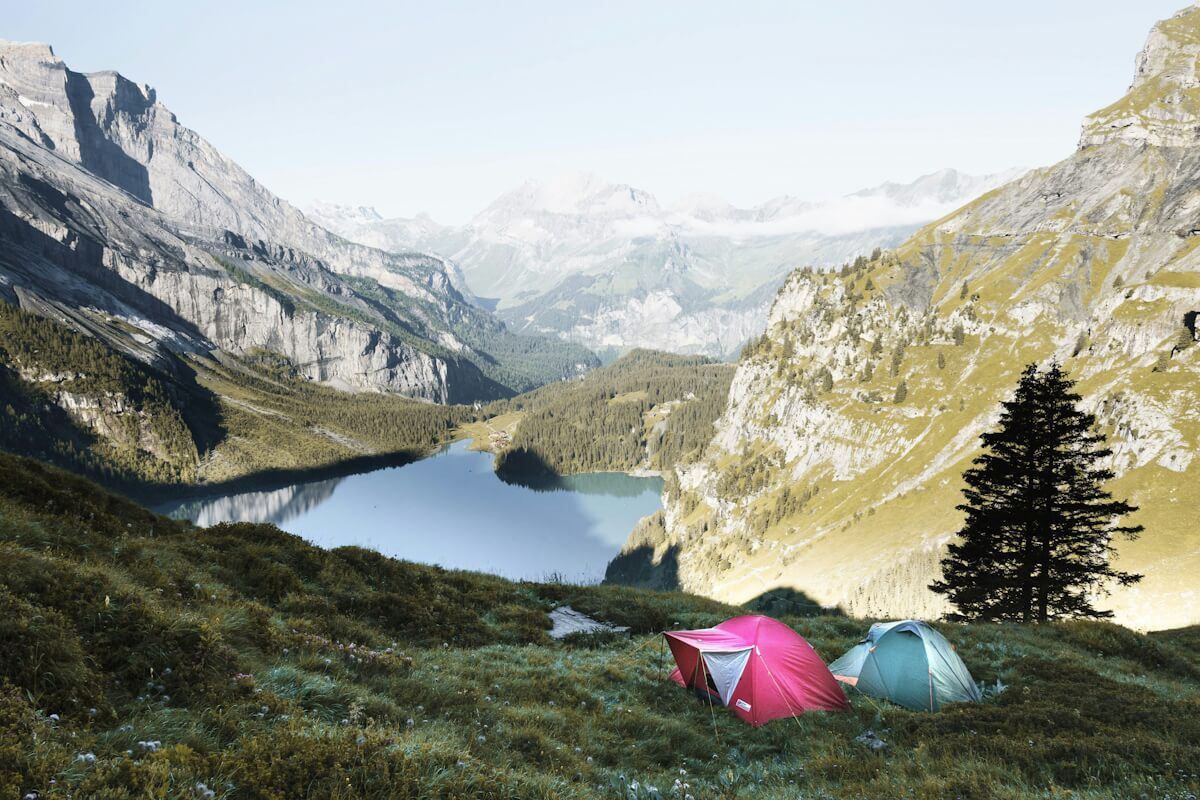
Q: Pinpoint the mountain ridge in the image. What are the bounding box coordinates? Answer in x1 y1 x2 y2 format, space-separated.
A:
0 38 598 488
0 38 596 398
310 168 1021 359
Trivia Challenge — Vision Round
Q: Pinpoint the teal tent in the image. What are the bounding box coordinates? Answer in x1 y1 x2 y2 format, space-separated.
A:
828 620 982 711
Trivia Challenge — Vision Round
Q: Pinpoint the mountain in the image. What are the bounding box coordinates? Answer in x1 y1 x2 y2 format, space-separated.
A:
608 6 1200 631
0 40 594 403
0 40 599 487
311 169 1021 359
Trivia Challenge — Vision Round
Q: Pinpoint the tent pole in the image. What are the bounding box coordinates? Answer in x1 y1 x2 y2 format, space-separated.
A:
699 657 721 748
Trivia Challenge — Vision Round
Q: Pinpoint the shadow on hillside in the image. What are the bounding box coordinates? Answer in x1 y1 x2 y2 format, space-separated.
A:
603 544 681 592
746 586 846 618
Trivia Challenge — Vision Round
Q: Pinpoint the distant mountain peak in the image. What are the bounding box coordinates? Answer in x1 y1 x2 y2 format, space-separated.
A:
305 202 385 229
851 167 1027 207
477 172 661 223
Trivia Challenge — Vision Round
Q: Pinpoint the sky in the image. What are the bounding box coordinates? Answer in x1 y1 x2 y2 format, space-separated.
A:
4 1 1189 224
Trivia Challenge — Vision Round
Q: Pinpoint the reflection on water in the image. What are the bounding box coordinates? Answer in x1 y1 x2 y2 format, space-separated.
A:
164 477 343 527
156 441 663 583
500 468 663 498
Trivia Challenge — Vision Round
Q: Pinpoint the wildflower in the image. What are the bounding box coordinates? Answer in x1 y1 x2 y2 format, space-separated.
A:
356 735 366 745
405 718 415 727
476 735 487 743
88 708 98 717
456 760 467 768
75 752 97 764
48 713 60 722
586 756 593 763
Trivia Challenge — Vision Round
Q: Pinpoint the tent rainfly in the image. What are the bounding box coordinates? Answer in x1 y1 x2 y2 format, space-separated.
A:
828 620 982 711
663 615 848 726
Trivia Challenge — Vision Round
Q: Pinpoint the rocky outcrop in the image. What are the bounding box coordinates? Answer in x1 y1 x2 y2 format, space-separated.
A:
1081 7 1200 147
628 7 1200 631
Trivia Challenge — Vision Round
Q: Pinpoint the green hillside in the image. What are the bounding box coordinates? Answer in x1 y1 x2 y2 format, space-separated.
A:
1 453 1197 799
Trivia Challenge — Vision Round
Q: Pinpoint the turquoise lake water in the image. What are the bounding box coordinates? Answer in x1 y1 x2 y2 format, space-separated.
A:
157 440 664 583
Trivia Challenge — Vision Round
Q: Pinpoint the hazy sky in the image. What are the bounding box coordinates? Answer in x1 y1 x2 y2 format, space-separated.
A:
4 1 1189 223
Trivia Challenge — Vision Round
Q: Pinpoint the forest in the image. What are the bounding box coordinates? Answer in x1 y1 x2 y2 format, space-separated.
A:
489 349 735 477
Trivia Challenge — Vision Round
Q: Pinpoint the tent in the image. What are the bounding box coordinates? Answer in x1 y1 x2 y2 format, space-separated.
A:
828 620 982 711
663 615 848 726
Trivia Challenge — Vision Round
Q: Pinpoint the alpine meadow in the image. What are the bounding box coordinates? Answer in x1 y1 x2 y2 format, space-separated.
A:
0 3 1197 799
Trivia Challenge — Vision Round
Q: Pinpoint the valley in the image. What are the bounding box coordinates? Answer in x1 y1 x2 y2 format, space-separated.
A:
1 4 1199 798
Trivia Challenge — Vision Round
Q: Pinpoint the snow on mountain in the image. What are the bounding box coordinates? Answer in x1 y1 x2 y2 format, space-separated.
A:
309 168 1024 358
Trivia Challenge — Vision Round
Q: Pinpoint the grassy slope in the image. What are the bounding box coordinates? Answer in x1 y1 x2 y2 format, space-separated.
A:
1 453 1197 800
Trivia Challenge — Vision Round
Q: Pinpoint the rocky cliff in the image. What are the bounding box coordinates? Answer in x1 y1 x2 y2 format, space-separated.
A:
0 41 592 404
618 6 1200 631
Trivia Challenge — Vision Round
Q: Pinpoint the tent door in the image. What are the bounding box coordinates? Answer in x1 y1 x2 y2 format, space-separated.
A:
700 648 753 706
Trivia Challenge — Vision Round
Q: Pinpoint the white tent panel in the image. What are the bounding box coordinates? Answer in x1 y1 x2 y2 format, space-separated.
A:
701 647 753 705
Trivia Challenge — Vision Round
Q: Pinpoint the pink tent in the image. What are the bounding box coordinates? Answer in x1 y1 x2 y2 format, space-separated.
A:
664 615 849 726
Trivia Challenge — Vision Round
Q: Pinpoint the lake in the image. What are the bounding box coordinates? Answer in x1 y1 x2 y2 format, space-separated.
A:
156 440 664 583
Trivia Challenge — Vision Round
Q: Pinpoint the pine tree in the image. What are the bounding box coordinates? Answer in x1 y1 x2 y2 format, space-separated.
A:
930 363 1142 622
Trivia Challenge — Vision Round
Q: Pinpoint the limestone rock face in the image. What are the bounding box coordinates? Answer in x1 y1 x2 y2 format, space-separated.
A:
0 40 587 402
622 7 1200 631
